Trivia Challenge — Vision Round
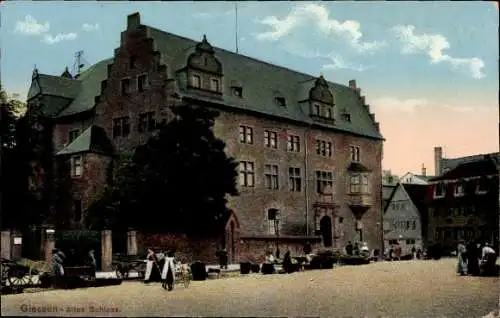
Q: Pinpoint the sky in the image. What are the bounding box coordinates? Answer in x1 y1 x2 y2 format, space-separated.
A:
1 1 498 176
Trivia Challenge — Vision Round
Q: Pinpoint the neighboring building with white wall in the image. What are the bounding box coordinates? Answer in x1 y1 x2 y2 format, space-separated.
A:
383 183 428 255
400 164 432 185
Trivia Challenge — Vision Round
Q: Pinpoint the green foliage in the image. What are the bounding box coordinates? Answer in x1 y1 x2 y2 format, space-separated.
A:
87 105 239 236
1 86 46 230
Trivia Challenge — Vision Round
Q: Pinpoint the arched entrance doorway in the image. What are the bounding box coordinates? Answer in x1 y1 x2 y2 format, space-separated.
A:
320 216 333 247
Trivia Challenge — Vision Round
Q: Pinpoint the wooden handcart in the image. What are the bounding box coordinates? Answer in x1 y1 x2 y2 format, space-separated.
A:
1 258 51 288
112 254 146 279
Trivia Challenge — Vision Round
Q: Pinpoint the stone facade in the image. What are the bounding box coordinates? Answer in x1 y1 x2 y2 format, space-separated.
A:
25 12 384 261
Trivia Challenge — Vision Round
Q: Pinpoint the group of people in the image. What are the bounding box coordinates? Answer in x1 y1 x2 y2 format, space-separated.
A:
51 248 96 278
144 248 177 291
345 241 370 257
456 241 497 276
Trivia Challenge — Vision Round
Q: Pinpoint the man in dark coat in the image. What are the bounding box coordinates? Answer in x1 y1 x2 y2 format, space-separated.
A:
282 251 292 274
466 242 480 276
345 241 353 256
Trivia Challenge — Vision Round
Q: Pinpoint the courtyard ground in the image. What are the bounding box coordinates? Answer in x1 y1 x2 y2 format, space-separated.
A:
1 258 498 317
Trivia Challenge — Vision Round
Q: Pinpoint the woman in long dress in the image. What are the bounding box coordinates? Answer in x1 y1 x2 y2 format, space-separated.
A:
456 240 468 275
161 250 176 291
144 248 156 283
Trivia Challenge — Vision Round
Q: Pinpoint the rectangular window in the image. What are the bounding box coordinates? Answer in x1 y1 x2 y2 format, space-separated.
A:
130 56 136 69
361 175 369 193
138 112 156 132
264 164 279 190
121 79 131 95
268 209 277 235
113 117 130 138
434 183 445 198
412 220 416 230
239 126 253 144
325 107 333 119
138 74 148 93
231 86 243 97
316 171 333 194
71 155 82 177
264 130 278 149
210 78 220 92
74 199 82 222
389 239 398 245
68 129 80 143
239 161 255 187
287 135 300 152
350 146 360 162
406 239 415 245
288 167 301 192
350 174 361 193
315 140 332 157
192 75 201 88
313 104 320 116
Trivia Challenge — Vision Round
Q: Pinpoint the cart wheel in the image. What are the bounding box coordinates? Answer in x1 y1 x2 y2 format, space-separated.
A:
114 265 128 279
30 261 51 286
7 268 31 287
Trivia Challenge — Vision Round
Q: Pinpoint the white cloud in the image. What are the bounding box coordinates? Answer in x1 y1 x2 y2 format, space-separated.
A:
14 15 50 35
392 25 485 79
14 15 79 45
372 97 429 113
42 33 77 45
255 3 386 54
82 23 100 32
322 54 367 72
372 96 493 113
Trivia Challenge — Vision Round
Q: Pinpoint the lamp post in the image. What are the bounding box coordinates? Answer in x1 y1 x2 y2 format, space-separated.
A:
274 210 281 259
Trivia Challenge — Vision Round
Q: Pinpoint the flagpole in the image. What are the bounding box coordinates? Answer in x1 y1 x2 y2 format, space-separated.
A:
235 2 239 54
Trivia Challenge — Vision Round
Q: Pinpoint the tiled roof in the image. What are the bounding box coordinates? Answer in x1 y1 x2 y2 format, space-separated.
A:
29 19 383 140
441 152 500 172
57 59 113 117
431 157 499 181
56 125 114 156
402 184 428 214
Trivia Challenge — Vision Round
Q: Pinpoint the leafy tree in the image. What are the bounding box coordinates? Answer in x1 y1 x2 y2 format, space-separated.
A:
87 105 239 237
0 87 39 230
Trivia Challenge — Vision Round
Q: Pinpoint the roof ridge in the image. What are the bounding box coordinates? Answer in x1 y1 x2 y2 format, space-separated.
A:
146 26 352 90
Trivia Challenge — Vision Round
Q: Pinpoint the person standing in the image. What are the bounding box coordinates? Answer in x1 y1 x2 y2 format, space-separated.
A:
456 240 468 275
412 246 417 260
52 249 64 277
144 248 157 284
87 250 97 278
353 243 360 256
466 241 480 276
345 242 353 256
395 245 402 261
282 251 292 274
161 250 176 291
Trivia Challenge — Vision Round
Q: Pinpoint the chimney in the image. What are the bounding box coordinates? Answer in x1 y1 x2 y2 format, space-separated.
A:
348 79 357 90
421 163 426 176
127 12 141 30
434 147 443 176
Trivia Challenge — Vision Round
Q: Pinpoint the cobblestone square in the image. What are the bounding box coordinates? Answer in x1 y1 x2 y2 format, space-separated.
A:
1 258 498 317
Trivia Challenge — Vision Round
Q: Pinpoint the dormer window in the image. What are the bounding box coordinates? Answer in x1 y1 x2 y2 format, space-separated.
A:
454 181 465 197
313 104 320 116
275 97 286 107
210 78 220 92
192 75 201 88
342 113 351 122
434 183 446 198
231 86 243 97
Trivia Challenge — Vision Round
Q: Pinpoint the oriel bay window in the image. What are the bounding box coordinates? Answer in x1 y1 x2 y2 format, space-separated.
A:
239 161 255 187
316 171 333 194
350 173 370 194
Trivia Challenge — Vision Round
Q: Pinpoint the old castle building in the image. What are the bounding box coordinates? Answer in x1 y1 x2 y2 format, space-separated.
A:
26 13 384 261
